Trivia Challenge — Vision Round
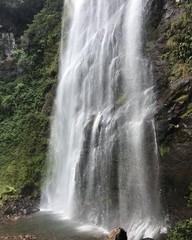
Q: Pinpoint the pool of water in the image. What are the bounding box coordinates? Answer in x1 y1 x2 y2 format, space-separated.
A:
0 212 106 240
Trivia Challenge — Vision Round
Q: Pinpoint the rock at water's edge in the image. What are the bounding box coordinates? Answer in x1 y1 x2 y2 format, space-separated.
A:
105 227 127 240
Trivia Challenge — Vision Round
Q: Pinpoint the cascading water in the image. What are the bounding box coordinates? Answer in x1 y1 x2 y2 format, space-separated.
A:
41 0 163 239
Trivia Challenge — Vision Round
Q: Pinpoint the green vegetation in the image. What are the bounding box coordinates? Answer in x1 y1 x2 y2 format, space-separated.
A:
168 185 192 239
168 219 192 240
0 185 16 206
186 184 192 208
168 181 192 240
160 0 192 240
168 181 192 239
171 63 191 79
175 94 188 103
0 0 63 201
163 2 192 80
181 100 192 119
116 94 127 107
159 144 170 157
181 108 192 119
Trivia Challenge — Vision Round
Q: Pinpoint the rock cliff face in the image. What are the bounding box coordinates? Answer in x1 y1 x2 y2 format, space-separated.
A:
150 0 192 223
0 0 44 36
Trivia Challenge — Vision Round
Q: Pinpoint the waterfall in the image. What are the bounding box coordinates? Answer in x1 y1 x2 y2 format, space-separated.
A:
41 0 163 238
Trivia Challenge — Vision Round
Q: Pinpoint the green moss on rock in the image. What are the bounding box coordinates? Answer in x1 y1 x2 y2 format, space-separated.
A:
163 2 192 80
159 144 170 157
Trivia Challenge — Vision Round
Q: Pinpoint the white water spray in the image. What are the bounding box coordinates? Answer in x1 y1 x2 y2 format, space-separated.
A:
41 0 163 238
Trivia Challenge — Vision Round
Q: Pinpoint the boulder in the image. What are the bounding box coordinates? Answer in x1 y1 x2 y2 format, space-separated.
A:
105 227 127 240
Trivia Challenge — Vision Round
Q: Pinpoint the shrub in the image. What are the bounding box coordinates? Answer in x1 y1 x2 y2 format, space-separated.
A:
168 219 192 240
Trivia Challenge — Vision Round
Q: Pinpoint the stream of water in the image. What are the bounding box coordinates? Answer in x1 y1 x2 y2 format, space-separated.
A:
41 0 163 239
